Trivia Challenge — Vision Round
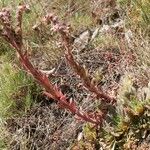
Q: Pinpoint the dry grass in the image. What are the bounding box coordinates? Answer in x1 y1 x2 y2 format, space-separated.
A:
0 0 150 149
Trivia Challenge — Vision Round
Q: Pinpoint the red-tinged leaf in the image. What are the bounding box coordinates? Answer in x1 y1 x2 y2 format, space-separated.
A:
41 74 51 84
54 84 59 92
43 91 55 100
74 115 83 121
57 102 65 109
69 98 77 110
60 94 67 101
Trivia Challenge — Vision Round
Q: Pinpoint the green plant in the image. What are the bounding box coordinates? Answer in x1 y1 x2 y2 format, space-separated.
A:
0 62 36 120
117 0 150 31
0 1 150 149
71 79 150 149
0 4 117 126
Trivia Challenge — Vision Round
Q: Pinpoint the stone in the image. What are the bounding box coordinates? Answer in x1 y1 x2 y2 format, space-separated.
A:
73 30 91 51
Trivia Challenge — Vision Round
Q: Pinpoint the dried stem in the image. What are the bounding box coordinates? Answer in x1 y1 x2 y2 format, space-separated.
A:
43 13 116 104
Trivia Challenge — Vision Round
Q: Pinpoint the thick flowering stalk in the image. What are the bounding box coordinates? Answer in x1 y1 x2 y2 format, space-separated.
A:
43 14 116 104
0 5 102 125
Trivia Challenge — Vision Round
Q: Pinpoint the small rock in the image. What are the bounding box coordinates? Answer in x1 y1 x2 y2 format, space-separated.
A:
40 68 55 76
125 29 133 45
77 132 83 141
91 27 100 41
73 30 91 51
99 25 110 33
